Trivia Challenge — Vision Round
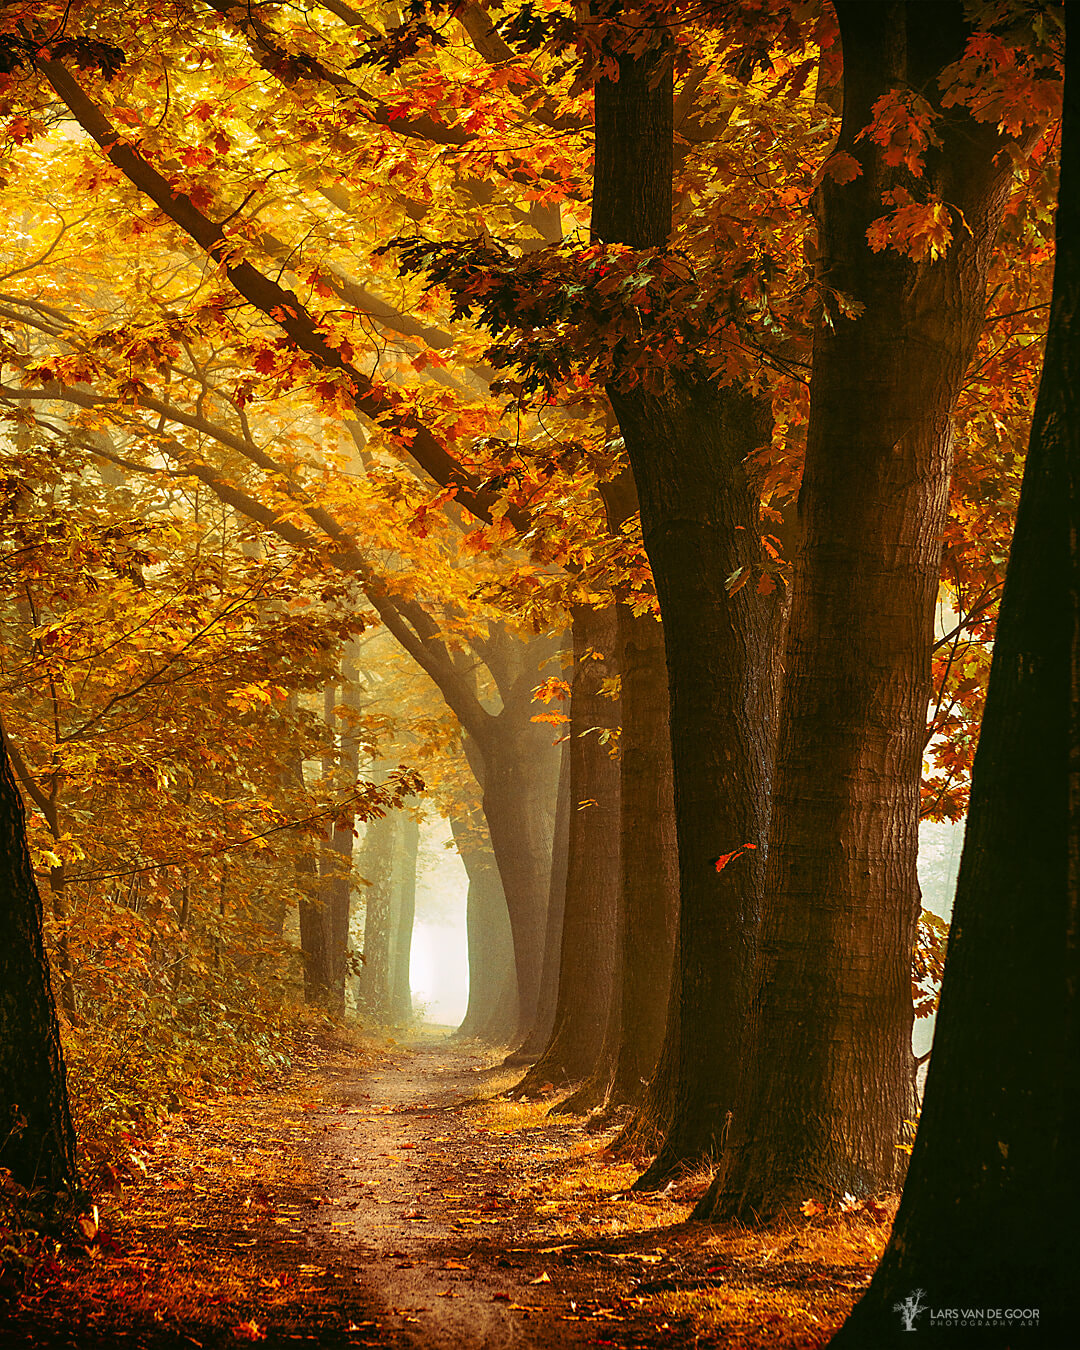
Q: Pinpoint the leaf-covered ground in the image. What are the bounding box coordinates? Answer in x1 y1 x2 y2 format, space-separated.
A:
1 1032 894 1348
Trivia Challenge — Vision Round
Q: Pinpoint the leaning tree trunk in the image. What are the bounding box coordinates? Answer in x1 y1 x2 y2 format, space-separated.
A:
707 1 1020 1221
388 812 419 1024
515 604 621 1096
0 731 79 1198
592 36 780 1183
832 15 1077 1342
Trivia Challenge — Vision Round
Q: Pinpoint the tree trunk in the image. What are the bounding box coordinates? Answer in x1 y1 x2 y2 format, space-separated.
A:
356 807 398 1022
831 15 1077 1342
452 812 519 1043
708 1 1019 1221
607 601 677 1106
504 737 569 1063
281 728 335 1005
515 604 621 1095
0 734 79 1197
388 812 419 1024
479 707 559 1038
560 472 678 1118
315 682 354 1013
593 41 780 1183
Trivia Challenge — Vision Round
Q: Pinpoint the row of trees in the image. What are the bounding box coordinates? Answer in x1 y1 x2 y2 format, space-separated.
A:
1 0 1074 1336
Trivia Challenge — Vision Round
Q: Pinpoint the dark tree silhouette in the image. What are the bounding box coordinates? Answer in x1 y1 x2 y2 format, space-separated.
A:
831 8 1076 1344
0 722 80 1197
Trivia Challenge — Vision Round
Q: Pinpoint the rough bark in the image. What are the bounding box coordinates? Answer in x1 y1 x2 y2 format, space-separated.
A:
707 1 1019 1220
515 604 621 1095
831 17 1077 1341
617 379 778 1184
0 731 80 1197
593 39 780 1182
560 473 678 1118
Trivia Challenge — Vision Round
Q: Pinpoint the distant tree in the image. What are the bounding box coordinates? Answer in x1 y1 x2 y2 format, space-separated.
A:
831 7 1077 1343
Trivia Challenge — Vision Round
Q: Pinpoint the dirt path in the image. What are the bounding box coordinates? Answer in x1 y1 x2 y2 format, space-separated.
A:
303 1036 648 1349
1 1029 886 1349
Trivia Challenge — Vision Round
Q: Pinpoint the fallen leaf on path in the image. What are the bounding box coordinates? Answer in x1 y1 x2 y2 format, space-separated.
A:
231 1320 266 1341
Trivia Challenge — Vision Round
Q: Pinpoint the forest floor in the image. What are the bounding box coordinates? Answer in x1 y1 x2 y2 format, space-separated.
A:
0 1028 894 1349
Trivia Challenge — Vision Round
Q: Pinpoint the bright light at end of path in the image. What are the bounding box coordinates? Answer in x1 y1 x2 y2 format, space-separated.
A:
410 922 468 1027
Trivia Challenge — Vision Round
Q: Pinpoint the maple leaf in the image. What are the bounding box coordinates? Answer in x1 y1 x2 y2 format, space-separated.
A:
857 89 942 175
867 199 955 262
820 152 862 185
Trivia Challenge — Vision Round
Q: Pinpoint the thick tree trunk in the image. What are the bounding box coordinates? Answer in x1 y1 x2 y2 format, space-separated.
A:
575 599 677 1115
504 738 569 1063
452 812 519 1042
616 380 778 1183
0 734 79 1197
593 42 780 1182
516 604 620 1095
832 18 1077 1343
388 812 419 1024
607 601 676 1106
560 473 678 1118
708 2 1018 1220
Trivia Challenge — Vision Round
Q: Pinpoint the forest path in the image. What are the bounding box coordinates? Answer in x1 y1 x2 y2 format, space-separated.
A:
301 1030 670 1349
2 1029 700 1349
3 1029 884 1348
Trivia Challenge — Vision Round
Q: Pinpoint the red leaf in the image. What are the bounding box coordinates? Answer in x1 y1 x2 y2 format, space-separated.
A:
710 843 757 873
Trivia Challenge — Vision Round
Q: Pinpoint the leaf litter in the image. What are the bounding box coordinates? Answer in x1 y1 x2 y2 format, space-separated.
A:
1 1031 894 1349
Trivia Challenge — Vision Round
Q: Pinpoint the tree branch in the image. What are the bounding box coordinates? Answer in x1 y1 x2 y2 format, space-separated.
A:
36 57 524 531
0 715 56 826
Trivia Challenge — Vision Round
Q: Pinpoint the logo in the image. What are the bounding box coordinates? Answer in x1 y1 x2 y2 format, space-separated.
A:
894 1290 928 1332
892 1291 1040 1332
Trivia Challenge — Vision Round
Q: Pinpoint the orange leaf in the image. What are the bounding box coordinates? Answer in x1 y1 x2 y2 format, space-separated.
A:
821 152 862 185
231 1320 266 1341
711 843 757 873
